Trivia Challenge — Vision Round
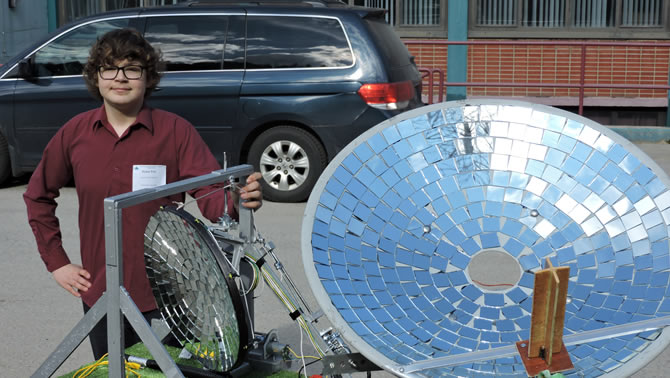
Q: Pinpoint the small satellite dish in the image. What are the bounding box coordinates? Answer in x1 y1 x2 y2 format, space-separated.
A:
144 206 251 372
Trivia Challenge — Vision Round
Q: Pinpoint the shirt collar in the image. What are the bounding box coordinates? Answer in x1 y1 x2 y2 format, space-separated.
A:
92 104 155 135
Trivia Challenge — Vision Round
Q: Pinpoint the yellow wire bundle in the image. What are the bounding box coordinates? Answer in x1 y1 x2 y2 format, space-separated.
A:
286 346 320 361
73 353 142 378
245 253 327 357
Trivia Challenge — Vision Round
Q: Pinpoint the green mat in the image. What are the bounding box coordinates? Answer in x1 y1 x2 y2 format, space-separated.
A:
59 343 297 378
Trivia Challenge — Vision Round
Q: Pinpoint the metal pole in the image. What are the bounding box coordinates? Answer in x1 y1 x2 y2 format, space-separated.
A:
579 44 587 115
666 60 670 126
104 202 125 377
446 1 468 101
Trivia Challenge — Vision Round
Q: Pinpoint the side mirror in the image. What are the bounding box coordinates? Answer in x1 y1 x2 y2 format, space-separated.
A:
18 58 35 78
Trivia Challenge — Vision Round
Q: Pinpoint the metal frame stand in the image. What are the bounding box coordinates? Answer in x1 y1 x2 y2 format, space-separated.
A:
33 165 255 378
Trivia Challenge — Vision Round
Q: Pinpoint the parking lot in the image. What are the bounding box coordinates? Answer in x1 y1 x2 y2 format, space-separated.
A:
2 142 670 377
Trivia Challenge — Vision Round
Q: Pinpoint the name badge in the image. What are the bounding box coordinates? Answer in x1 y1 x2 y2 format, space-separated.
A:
132 165 167 191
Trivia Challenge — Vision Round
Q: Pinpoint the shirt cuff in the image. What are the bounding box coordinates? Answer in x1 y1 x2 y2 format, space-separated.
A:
43 247 72 273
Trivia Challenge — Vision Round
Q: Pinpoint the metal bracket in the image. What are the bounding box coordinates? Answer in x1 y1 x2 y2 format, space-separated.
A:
321 353 382 375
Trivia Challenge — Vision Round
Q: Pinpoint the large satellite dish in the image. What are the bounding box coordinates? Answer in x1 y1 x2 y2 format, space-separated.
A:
302 100 670 377
144 206 251 373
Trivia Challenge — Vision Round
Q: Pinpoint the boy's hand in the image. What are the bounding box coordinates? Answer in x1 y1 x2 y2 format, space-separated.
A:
233 172 263 211
52 264 92 297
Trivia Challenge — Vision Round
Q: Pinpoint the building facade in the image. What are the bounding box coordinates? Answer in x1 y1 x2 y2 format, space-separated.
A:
379 0 670 125
0 0 49 64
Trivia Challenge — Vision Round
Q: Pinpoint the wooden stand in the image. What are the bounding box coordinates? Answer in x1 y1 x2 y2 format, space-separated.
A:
516 258 574 377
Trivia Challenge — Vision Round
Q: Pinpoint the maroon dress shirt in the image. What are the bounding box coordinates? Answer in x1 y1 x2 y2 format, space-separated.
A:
24 105 236 312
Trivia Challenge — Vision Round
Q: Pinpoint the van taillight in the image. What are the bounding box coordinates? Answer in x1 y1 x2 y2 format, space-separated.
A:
357 80 414 110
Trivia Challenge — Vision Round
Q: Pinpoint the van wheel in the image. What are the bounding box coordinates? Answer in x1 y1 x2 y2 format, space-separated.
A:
248 126 327 203
0 132 10 184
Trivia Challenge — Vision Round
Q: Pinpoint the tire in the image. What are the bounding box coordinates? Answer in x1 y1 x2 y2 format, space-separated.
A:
248 126 327 203
0 132 10 185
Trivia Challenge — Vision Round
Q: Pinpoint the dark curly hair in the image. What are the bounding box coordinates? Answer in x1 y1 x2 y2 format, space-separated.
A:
83 28 162 101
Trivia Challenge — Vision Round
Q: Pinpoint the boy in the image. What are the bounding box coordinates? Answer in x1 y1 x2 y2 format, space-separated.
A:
24 28 262 358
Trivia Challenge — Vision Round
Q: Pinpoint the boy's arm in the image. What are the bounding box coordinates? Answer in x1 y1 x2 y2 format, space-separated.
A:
23 127 73 273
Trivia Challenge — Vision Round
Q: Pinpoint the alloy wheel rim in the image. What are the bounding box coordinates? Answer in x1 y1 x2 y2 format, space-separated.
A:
259 140 310 191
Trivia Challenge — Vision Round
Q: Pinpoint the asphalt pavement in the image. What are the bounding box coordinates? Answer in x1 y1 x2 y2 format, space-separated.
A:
1 142 670 377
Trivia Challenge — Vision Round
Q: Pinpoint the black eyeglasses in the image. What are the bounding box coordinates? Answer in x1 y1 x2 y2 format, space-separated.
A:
98 65 145 80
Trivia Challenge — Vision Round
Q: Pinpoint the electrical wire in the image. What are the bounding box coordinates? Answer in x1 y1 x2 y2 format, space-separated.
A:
286 347 320 361
239 257 261 295
297 356 323 378
237 273 256 337
249 252 327 356
73 353 142 378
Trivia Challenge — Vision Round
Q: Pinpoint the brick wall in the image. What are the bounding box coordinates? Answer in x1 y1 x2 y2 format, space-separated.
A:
405 39 670 104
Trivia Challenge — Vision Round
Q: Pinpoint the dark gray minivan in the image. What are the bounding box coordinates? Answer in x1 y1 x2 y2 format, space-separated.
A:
0 1 423 201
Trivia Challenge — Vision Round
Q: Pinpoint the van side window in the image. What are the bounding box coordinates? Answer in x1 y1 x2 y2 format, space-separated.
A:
224 15 245 70
32 19 130 77
246 16 353 69
145 16 227 71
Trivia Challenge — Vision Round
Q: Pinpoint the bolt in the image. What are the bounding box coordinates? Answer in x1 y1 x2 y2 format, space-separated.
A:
530 209 539 217
289 165 294 169
286 157 291 162
278 158 282 162
276 166 281 170
423 225 431 233
284 170 288 174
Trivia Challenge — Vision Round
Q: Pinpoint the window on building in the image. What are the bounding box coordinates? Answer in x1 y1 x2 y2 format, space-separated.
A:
477 0 517 25
522 0 566 27
621 0 664 26
353 0 441 27
402 0 440 25
573 0 615 27
471 0 667 36
357 0 397 25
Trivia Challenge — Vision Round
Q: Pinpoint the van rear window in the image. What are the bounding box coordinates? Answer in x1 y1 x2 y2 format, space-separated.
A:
246 16 354 69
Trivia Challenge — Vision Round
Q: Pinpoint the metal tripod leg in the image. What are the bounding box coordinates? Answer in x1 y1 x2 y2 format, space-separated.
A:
119 288 183 377
31 288 185 378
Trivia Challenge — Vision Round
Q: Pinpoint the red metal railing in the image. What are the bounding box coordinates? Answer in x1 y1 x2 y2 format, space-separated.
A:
406 40 670 116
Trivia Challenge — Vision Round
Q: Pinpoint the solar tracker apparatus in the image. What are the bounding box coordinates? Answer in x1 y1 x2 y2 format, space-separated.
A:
33 165 263 378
